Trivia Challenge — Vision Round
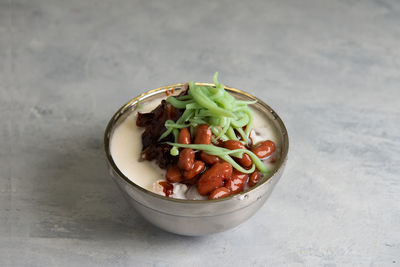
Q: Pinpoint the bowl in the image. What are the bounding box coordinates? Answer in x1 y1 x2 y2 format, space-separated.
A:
104 83 289 236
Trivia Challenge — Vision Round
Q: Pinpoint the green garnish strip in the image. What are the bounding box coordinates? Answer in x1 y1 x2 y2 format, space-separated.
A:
166 142 268 174
162 73 255 143
160 72 267 173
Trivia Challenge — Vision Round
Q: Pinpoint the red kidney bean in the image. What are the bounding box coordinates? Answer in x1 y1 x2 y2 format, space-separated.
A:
248 171 261 187
251 140 275 159
183 160 205 179
209 187 231 200
197 162 233 195
200 152 221 165
225 170 249 194
222 140 253 168
165 165 183 183
178 127 191 144
178 148 195 171
218 162 233 180
213 138 223 147
194 124 212 145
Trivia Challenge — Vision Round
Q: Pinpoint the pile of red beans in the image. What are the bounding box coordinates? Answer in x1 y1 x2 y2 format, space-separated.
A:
164 124 276 199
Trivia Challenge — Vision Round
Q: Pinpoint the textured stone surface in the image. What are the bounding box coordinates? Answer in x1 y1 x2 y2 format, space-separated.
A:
1 0 400 266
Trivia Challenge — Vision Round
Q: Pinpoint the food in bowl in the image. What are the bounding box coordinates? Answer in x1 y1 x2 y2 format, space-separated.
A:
110 73 281 200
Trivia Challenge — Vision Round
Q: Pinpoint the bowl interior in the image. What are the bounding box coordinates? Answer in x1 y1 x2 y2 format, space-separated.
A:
104 83 289 203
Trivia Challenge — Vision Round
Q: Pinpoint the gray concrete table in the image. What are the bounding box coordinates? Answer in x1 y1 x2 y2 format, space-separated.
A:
1 0 399 266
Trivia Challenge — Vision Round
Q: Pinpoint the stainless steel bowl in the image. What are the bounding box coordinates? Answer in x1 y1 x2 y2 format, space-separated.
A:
104 83 289 236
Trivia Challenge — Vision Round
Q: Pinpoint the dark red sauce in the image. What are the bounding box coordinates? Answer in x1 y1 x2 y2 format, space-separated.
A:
159 181 174 197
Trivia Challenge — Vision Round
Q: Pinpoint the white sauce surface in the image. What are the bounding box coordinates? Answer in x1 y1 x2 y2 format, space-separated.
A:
110 99 164 192
110 96 281 199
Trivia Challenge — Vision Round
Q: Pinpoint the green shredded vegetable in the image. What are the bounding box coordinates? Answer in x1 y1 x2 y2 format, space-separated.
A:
165 143 268 174
160 72 268 174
